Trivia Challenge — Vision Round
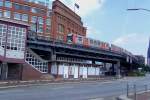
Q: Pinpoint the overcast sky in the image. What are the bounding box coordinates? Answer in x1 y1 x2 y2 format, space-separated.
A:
46 0 149 58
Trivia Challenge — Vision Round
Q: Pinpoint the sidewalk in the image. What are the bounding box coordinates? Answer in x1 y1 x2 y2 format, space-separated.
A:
129 91 150 100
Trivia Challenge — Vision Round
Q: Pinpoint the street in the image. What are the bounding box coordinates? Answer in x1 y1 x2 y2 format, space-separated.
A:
0 76 150 100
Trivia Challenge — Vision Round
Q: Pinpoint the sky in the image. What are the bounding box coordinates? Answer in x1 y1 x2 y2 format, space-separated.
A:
44 0 149 58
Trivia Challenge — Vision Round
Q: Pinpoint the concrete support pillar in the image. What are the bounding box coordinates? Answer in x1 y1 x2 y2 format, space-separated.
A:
51 48 56 61
19 64 23 80
92 60 95 64
1 62 8 80
51 48 58 77
103 63 106 69
103 63 106 76
112 64 115 75
116 61 121 78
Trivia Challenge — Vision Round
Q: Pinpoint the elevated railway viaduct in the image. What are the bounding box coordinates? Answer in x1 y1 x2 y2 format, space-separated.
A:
26 33 139 79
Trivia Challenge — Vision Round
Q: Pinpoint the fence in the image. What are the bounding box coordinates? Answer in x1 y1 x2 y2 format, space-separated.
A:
126 83 149 100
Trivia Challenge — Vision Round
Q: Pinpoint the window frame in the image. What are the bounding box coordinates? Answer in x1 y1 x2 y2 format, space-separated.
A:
22 14 28 22
14 12 21 20
3 10 11 18
4 1 12 8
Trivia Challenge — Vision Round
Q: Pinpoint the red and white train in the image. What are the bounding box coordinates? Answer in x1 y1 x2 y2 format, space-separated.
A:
66 33 132 56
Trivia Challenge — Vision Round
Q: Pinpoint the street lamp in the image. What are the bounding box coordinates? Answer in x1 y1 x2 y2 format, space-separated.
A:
127 8 150 12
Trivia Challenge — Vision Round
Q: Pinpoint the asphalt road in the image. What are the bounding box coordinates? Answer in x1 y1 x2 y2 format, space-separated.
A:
0 75 150 100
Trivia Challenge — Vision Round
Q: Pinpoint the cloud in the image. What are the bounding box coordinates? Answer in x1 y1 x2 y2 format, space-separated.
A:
113 33 148 57
86 26 102 40
113 33 137 45
113 33 147 45
59 0 105 17
58 0 105 40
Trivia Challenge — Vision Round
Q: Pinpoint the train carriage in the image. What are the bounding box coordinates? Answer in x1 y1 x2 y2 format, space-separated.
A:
66 33 133 57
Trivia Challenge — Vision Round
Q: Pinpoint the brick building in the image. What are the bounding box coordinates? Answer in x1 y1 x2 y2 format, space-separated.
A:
0 0 88 80
51 0 86 41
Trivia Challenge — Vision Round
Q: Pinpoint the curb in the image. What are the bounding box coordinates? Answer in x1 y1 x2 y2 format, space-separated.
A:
116 95 132 100
116 89 150 100
0 78 118 89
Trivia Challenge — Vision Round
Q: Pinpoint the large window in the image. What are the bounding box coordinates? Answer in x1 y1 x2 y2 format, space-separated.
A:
46 26 51 33
31 16 37 32
3 10 11 18
31 16 44 33
38 17 43 25
13 3 21 10
0 1 3 7
31 7 36 13
46 18 51 26
46 18 51 33
22 5 30 11
4 1 12 8
58 24 64 33
7 26 26 51
47 10 51 17
37 17 43 33
38 24 43 33
31 7 46 15
31 23 36 32
22 14 28 22
0 10 2 17
14 3 30 11
14 12 21 20
31 16 37 23
0 24 7 48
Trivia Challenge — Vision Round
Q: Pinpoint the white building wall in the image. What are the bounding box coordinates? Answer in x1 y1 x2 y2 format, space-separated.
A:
0 47 4 57
74 66 78 78
95 68 100 75
63 65 69 78
83 67 88 78
6 50 24 59
51 63 57 74
58 64 63 75
79 66 83 75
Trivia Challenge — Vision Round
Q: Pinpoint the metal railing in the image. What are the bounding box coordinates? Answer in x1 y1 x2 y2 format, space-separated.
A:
126 83 149 100
27 32 138 63
25 48 48 73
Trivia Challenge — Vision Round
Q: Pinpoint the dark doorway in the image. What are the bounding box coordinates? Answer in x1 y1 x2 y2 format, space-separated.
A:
7 63 22 80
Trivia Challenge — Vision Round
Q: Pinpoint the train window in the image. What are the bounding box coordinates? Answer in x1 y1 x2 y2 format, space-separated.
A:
67 35 73 43
90 39 93 44
78 37 82 42
94 40 97 46
98 42 100 46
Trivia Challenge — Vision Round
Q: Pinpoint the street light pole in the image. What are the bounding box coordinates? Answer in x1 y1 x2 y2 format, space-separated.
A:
127 8 150 12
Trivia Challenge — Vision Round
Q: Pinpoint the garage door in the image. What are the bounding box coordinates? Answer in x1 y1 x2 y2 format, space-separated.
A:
83 67 87 78
74 66 78 78
63 65 69 78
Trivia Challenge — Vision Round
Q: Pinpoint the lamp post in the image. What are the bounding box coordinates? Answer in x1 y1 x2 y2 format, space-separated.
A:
127 8 150 12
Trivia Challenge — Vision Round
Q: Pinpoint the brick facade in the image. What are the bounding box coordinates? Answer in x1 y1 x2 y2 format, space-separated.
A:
51 0 87 41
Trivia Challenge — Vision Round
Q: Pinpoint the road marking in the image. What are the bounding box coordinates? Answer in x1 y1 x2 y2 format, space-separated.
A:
90 98 104 100
52 86 74 90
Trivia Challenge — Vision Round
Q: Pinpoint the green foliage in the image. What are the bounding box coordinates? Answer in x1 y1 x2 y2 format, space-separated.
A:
141 64 150 72
128 71 146 77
